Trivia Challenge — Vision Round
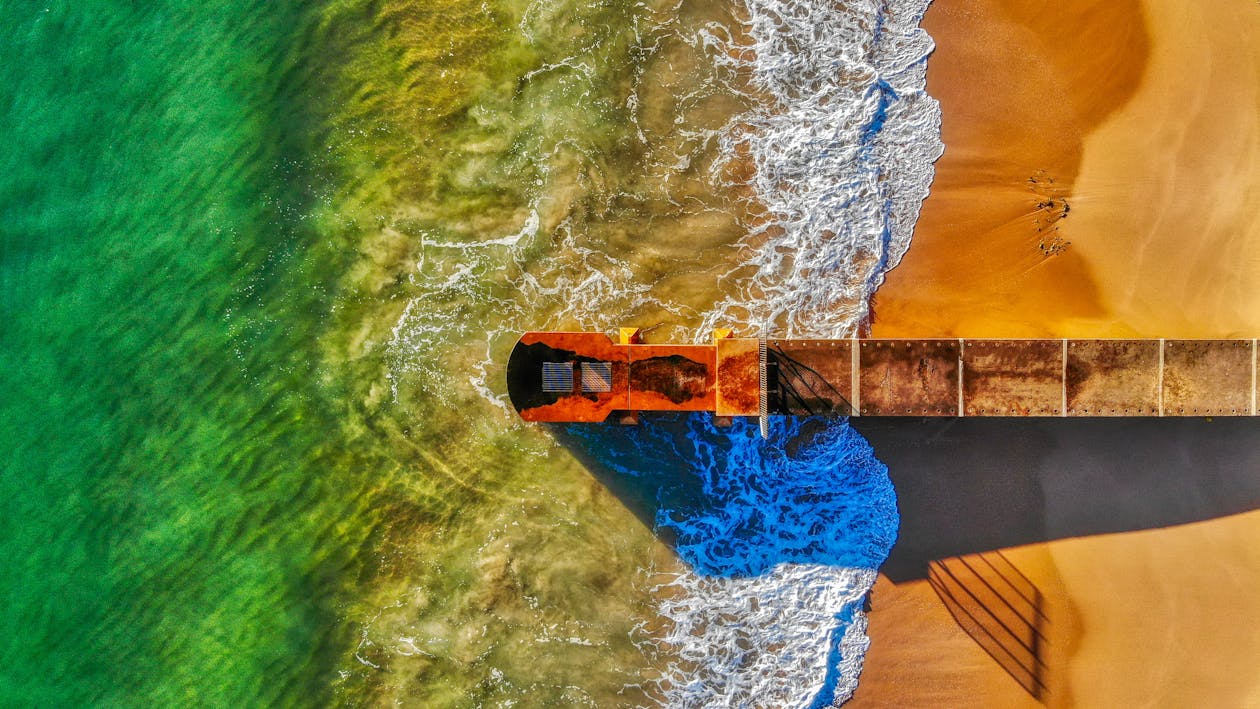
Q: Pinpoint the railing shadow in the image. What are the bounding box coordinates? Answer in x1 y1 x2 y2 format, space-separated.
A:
928 551 1049 702
851 417 1260 582
767 346 855 416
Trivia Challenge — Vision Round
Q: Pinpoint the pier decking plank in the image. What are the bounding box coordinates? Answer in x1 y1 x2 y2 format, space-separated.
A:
628 345 716 412
767 339 855 416
859 340 960 416
1065 340 1160 416
716 338 760 416
963 340 1063 416
1162 340 1253 416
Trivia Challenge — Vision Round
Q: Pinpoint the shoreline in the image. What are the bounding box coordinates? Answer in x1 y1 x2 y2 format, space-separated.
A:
871 0 1149 339
859 0 1260 705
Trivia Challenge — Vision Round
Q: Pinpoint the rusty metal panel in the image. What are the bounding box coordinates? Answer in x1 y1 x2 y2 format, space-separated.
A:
962 340 1063 416
767 339 855 415
510 334 1260 422
507 332 629 422
628 345 716 412
859 339 960 416
1066 340 1160 416
1162 340 1253 415
716 338 760 416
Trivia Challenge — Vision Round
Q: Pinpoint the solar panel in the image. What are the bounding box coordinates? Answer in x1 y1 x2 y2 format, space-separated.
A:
541 362 574 393
581 362 613 392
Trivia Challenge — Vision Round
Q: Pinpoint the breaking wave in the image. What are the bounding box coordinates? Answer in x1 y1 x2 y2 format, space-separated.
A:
640 0 940 703
381 0 941 704
703 0 943 337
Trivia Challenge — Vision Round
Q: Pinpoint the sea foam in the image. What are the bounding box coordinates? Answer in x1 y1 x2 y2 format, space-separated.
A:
703 0 942 338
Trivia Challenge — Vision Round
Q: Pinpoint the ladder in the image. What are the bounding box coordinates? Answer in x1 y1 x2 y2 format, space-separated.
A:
758 337 768 439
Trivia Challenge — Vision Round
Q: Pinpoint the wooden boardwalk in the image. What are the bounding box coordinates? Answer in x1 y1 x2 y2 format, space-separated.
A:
507 332 1260 422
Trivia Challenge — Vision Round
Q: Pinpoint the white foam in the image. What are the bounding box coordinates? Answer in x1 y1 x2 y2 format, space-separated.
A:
651 565 877 708
701 0 942 338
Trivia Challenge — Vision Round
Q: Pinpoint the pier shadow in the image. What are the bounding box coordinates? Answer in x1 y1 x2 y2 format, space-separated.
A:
549 414 1260 705
549 414 898 577
851 417 1260 582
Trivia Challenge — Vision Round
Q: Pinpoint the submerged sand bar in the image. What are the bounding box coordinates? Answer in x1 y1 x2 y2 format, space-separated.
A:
507 333 1260 421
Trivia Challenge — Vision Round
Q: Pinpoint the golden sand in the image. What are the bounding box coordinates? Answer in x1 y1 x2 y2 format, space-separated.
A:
872 0 1150 339
859 0 1260 705
1067 0 1260 338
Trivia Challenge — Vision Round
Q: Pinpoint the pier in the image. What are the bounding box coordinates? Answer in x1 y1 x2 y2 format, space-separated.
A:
507 331 1259 423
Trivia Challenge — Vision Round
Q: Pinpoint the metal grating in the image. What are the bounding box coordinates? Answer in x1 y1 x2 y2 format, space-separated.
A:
758 338 768 438
541 362 574 393
580 362 613 392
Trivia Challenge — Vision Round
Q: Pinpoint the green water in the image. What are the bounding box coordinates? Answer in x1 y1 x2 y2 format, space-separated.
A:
2 0 747 705
1 2 377 704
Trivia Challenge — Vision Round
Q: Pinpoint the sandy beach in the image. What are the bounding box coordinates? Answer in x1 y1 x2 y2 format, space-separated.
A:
859 0 1260 706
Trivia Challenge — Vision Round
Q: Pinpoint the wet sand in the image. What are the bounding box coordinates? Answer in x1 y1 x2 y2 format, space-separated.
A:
859 0 1260 706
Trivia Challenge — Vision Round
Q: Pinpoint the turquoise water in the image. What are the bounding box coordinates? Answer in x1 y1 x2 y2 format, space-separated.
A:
0 3 380 704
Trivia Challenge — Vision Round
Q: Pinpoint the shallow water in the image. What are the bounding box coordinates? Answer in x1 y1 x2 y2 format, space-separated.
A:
1 0 937 705
1 3 377 704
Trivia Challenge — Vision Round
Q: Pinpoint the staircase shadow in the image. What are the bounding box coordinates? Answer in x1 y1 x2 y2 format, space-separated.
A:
928 551 1050 702
851 417 1260 582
